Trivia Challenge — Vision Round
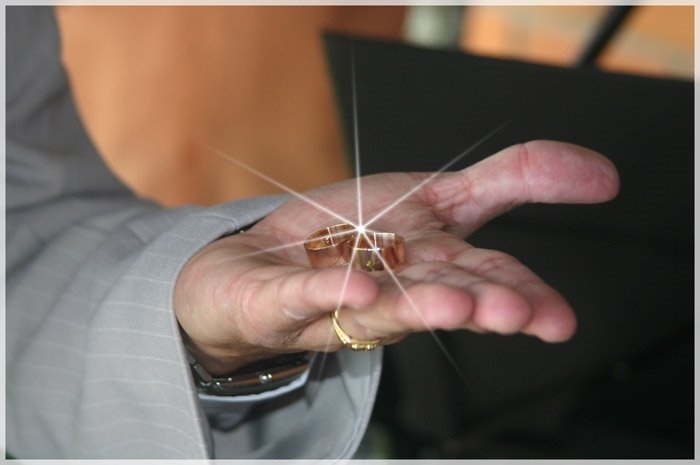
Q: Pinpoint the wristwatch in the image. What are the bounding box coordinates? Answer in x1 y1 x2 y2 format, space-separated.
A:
187 351 311 396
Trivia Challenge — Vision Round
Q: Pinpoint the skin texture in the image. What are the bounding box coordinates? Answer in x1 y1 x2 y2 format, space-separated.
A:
175 140 620 376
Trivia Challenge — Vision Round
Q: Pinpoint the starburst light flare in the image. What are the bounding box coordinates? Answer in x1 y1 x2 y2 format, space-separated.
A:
194 44 514 393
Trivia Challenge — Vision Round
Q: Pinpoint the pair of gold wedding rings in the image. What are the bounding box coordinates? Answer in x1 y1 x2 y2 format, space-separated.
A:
303 224 406 350
303 223 405 272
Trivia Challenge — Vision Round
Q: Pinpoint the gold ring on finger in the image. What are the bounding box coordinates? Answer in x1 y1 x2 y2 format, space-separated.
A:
330 308 381 351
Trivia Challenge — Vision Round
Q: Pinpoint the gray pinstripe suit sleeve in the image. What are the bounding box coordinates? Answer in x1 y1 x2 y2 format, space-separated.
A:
6 6 381 459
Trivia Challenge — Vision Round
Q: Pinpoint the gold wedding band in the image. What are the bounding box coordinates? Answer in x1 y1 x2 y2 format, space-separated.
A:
350 231 405 272
303 224 354 269
304 224 405 271
330 308 381 351
306 226 398 349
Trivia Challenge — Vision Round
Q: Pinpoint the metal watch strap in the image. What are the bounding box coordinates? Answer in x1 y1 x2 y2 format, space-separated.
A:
187 351 311 396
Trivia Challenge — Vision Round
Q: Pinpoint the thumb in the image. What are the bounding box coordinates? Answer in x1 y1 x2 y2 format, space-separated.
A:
429 140 620 233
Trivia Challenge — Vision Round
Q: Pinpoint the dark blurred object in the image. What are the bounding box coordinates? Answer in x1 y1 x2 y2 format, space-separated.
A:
325 34 693 459
577 5 636 68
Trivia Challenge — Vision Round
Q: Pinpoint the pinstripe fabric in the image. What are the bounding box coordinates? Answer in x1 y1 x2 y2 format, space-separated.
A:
6 6 380 459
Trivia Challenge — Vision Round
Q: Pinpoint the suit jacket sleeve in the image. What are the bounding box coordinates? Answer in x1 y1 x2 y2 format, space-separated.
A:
6 6 381 459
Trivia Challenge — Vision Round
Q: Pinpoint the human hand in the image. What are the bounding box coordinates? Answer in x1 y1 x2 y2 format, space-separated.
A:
175 141 619 375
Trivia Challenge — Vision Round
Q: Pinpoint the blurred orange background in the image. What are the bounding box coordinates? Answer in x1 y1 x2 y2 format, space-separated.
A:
56 6 693 207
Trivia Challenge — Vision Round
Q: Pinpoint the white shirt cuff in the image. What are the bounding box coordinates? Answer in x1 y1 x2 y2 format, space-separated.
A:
198 354 315 430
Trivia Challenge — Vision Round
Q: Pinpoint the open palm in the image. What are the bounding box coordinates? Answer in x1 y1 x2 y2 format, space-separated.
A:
175 141 619 375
